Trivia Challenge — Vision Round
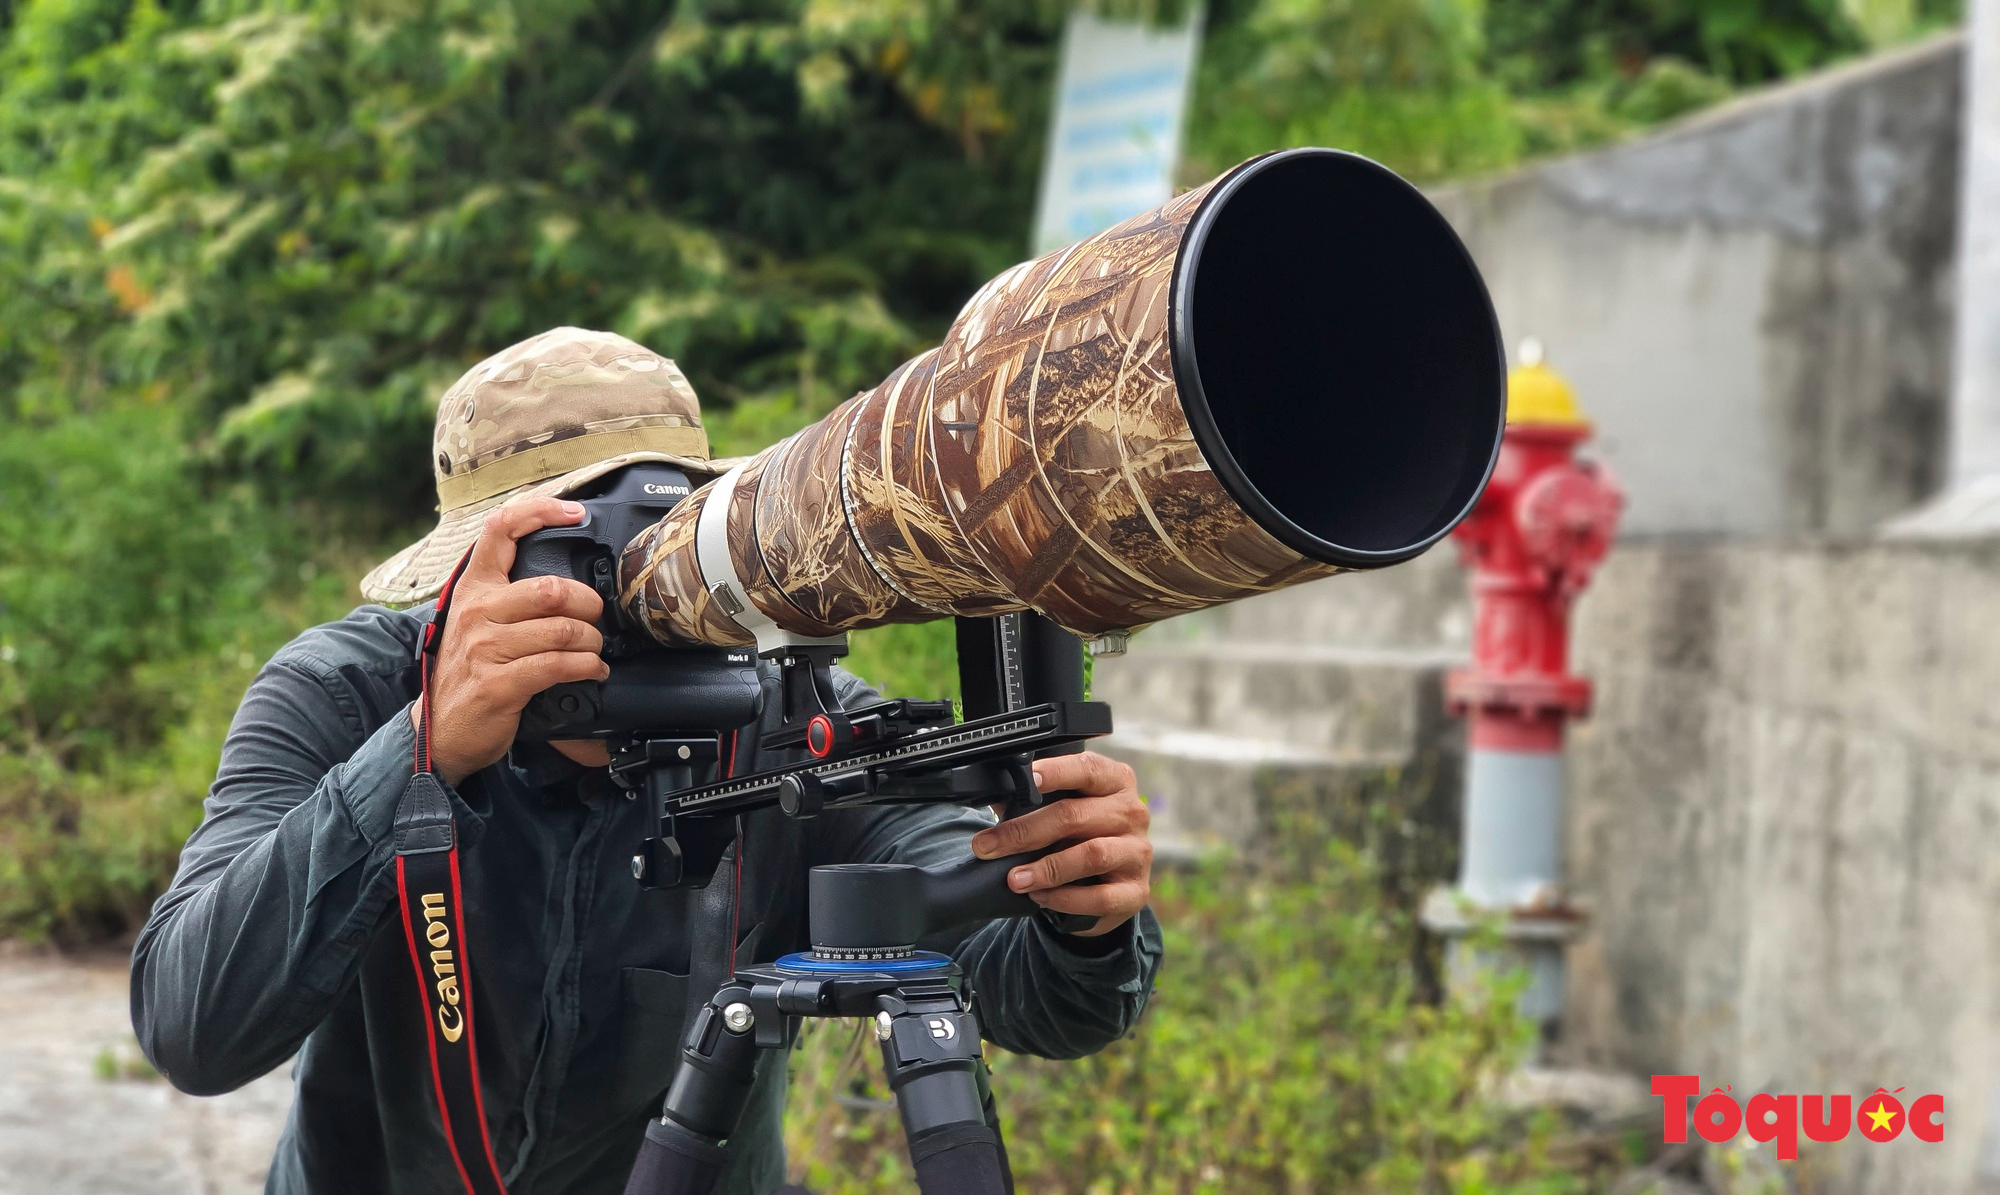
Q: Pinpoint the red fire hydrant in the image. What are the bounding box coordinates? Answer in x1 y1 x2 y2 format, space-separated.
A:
1424 343 1623 1031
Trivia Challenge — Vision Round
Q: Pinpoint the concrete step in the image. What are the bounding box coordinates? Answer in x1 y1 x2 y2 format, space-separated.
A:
1090 642 1464 762
1136 547 1471 651
1087 551 1470 868
1097 720 1461 863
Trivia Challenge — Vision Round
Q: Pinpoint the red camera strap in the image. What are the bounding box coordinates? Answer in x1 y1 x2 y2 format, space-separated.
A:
394 550 510 1195
391 548 748 1194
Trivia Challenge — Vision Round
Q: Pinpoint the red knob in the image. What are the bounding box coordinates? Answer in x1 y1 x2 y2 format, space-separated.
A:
806 715 834 758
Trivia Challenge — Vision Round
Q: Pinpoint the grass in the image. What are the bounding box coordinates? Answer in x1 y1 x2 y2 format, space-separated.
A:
781 832 1570 1195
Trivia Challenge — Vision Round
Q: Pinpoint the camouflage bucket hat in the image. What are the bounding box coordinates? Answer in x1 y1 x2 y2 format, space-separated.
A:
360 327 720 606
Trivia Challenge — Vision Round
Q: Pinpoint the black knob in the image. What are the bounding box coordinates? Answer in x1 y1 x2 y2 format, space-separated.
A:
778 772 826 819
635 838 685 889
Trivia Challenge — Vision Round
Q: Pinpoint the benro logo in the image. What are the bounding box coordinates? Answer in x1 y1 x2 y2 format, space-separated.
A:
643 483 689 496
421 892 465 1043
927 1017 956 1041
1655 1075 1942 1160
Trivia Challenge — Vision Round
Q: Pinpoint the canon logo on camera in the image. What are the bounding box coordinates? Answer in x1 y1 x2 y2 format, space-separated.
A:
643 483 690 496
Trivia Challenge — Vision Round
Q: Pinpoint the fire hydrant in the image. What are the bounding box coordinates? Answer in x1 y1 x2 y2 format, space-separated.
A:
1422 342 1623 1033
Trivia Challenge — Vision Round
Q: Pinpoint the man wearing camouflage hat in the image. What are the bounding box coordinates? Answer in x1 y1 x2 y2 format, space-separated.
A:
131 328 1163 1194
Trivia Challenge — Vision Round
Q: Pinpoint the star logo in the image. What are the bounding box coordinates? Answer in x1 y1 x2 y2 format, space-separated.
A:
1865 1100 1899 1136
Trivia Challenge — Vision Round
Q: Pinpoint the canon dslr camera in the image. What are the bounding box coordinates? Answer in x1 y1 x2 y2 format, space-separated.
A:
507 463 761 741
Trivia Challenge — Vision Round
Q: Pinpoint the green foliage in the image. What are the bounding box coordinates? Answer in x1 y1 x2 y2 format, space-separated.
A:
1607 56 1734 123
2 407 261 756
1192 0 1532 183
1188 0 1952 186
0 0 1916 510
0 0 1076 513
1483 0 1853 94
784 838 1567 1192
0 404 359 939
843 620 962 706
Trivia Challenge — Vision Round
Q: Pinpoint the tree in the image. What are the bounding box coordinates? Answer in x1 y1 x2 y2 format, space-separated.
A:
0 0 1075 513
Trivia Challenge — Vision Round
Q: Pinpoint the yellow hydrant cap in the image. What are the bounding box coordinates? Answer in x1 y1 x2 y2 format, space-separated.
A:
1505 343 1589 428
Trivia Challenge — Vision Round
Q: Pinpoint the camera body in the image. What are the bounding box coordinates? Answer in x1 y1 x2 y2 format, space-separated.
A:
509 463 762 740
505 463 1110 896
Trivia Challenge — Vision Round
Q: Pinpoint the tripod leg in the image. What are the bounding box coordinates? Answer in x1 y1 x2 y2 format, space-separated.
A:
624 985 764 1195
622 1119 731 1195
877 1000 1013 1195
977 1063 1016 1193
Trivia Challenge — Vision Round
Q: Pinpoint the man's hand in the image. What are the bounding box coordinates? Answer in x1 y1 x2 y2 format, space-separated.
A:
413 495 611 785
968 752 1153 938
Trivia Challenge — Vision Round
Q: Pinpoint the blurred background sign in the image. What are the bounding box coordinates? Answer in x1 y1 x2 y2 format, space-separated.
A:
1031 10 1203 255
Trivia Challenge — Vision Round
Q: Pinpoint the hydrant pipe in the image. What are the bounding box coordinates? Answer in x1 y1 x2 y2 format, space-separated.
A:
1424 353 1622 1034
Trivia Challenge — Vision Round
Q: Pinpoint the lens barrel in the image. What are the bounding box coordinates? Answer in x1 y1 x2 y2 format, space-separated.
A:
619 149 1504 647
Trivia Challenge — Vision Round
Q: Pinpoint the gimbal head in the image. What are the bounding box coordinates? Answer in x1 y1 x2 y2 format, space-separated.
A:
808 856 1061 960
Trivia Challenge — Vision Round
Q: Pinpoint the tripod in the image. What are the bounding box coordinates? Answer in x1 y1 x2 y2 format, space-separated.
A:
622 858 1031 1195
615 612 1102 1194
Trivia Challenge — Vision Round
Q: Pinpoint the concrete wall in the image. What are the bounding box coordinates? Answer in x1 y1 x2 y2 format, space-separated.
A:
1561 538 2000 1192
1431 34 1963 537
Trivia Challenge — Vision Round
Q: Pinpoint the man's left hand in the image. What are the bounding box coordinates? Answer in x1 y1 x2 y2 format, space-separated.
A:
969 752 1152 938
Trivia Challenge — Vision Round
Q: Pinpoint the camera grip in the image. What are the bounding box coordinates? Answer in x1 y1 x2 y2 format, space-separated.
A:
922 850 1098 938
994 785 1103 936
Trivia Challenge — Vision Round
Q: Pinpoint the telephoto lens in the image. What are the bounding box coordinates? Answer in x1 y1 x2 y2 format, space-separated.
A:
617 147 1505 650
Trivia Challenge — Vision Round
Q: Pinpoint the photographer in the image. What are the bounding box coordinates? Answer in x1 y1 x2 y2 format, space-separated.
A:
130 328 1162 1194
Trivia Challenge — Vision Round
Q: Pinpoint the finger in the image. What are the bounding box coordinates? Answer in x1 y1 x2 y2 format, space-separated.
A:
1007 836 1146 893
482 574 605 625
1029 878 1148 922
1031 751 1133 800
972 792 1145 859
499 650 611 697
479 617 605 663
461 496 588 584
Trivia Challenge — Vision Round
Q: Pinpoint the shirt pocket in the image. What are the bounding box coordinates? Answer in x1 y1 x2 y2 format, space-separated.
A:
607 966 691 1116
623 965 689 1016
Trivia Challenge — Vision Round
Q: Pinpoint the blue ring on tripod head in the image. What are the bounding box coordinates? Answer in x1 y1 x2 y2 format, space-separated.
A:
774 950 952 976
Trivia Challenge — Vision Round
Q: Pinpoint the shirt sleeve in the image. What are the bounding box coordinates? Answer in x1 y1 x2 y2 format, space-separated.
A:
129 651 476 1095
816 669 1163 1060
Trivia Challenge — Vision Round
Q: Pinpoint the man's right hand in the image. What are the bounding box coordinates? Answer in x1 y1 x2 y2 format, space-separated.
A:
412 495 611 785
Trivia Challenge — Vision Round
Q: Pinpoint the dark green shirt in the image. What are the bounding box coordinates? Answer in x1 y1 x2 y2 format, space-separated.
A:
130 606 1161 1194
